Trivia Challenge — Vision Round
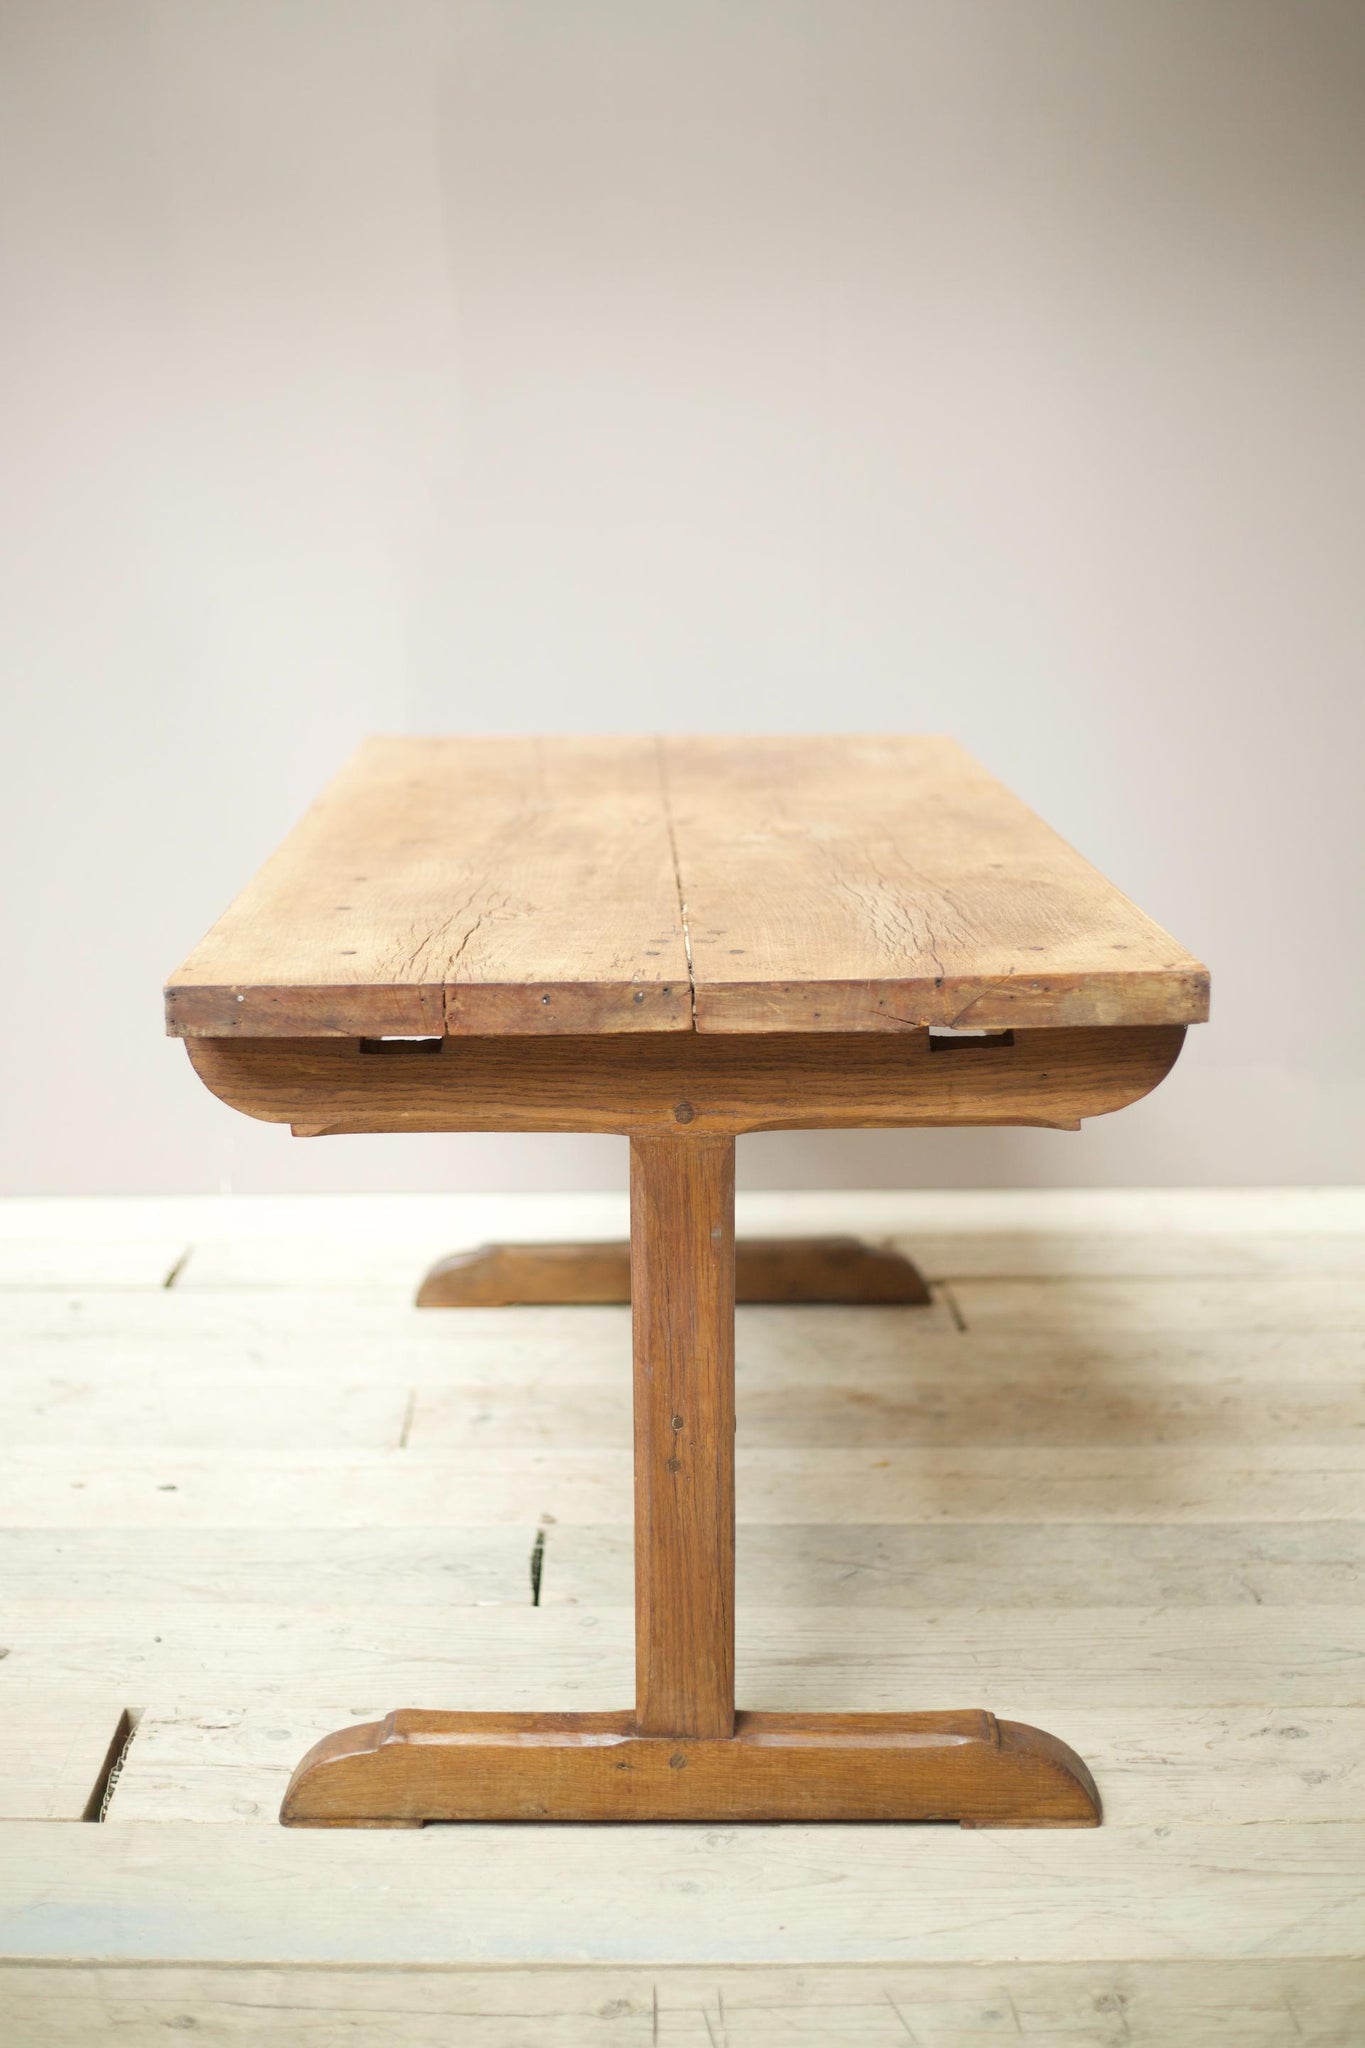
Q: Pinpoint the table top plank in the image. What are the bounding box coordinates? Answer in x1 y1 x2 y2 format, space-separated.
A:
664 736 1207 1032
166 735 1207 1038
166 738 693 1038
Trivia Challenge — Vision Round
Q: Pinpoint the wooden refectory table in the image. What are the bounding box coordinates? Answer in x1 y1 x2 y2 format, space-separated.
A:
165 735 1209 1828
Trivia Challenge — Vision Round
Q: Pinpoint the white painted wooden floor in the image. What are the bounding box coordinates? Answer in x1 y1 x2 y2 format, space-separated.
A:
1 1188 1363 2046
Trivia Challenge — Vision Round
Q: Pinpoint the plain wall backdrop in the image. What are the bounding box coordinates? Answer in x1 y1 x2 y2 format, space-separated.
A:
2 0 1362 1195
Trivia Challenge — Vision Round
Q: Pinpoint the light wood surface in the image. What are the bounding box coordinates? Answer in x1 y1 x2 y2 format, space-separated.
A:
165 736 1208 1038
2 1959 1361 2048
4 1522 1359 1612
3 1190 1362 2042
4 1187 1360 1256
165 737 692 1039
0 1241 186 1288
549 1521 1365 1609
1 1818 1361 1963
665 735 1208 1032
113 1701 1365 1829
404 1372 1365 1450
8 1445 1365 1526
3 1602 1359 1708
0 1702 129 1821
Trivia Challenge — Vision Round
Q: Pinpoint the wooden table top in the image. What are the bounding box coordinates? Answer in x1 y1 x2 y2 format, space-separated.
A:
165 736 1208 1039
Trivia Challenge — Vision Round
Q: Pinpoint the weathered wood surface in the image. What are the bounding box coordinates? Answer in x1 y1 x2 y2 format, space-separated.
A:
165 738 692 1038
899 1229 1365 1280
415 1235 932 1306
415 1230 1364 1302
2 1604 1360 1707
3 1189 1364 2033
0 1821 1360 1963
6 1186 1358 1247
952 1276 1365 1332
0 1528 541 1606
10 1287 1362 1381
0 1241 187 1289
165 736 1208 1038
183 1024 1187 1136
0 1363 409 1449
543 1521 1365 1609
112 1702 1365 1828
664 735 1209 1032
0 1701 129 1821
8 1445 1365 1525
3 1960 1361 2048
127 1223 1365 1289
23 1318 1365 1457
405 1374 1365 1450
3 1521 1359 1612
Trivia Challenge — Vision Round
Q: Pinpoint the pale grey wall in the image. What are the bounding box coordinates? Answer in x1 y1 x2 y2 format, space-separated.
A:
2 0 1362 1194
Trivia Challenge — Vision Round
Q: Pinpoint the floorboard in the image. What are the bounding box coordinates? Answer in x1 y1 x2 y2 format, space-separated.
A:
2 1818 1363 1963
1 1190 1361 2044
4 1601 1362 1706
2 1959 1361 2048
543 1519 1365 1606
105 1700 1365 1828
0 1701 129 1821
8 1444 1365 1526
6 1519 1361 1608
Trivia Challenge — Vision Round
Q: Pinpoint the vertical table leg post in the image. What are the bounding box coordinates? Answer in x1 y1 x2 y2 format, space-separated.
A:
630 1134 736 1740
281 1129 1099 1826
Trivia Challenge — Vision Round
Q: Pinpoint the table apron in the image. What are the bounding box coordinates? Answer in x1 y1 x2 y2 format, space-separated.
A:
183 1025 1186 1137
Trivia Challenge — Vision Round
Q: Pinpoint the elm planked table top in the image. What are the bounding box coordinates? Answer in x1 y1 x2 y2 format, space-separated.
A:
164 736 1208 1041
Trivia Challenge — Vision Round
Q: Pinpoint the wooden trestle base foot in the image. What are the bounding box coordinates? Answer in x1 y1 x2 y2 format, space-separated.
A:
278 1146 1096 1833
415 1235 932 1308
280 1709 1100 1829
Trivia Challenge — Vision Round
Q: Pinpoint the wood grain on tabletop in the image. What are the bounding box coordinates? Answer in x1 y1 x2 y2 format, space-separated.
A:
662 734 1208 1031
164 737 691 1039
165 736 1208 1038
